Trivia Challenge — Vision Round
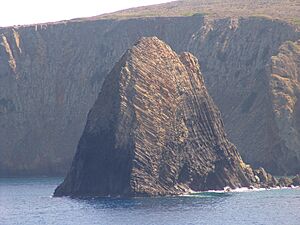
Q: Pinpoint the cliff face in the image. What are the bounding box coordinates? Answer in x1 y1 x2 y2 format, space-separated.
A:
0 15 299 176
0 17 203 176
268 40 300 173
189 18 300 175
54 37 259 197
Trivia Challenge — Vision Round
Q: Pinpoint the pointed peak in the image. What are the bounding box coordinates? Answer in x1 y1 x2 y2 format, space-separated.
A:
130 36 174 56
118 36 174 65
134 36 165 47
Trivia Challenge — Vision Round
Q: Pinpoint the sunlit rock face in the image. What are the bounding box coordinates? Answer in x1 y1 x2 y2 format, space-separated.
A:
268 40 300 174
54 37 261 197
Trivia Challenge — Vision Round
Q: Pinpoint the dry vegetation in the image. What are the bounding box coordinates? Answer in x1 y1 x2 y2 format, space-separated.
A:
82 0 300 26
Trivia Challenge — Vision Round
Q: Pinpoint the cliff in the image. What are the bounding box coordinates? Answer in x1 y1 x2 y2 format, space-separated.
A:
0 2 299 176
54 37 260 197
268 40 300 173
0 16 203 176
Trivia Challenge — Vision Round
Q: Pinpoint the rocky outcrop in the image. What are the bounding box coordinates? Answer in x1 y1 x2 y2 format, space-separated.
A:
278 177 293 187
0 6 299 176
253 167 278 188
54 37 262 197
292 175 300 186
268 40 300 174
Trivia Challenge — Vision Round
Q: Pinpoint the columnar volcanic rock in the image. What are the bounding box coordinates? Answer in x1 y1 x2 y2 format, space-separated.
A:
54 37 261 197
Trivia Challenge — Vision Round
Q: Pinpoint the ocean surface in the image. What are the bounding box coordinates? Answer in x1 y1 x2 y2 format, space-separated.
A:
0 177 300 225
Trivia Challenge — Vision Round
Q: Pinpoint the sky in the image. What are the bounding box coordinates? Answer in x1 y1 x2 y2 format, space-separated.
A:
0 0 175 27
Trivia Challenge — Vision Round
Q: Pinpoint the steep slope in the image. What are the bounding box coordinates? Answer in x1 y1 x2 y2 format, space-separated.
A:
0 8 299 175
189 18 300 175
268 40 300 173
54 37 259 197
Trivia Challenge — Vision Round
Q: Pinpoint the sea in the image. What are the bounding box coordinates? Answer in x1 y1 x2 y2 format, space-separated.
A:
0 177 299 225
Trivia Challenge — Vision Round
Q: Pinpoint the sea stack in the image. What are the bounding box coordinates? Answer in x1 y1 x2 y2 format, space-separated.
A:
54 37 260 197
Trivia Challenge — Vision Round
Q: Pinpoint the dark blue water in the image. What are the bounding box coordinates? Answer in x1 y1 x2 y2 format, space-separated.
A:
1 178 300 225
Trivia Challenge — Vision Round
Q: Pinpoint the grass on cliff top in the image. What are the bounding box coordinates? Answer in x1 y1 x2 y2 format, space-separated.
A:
292 18 300 25
92 0 299 27
181 12 210 17
285 40 300 52
250 14 274 20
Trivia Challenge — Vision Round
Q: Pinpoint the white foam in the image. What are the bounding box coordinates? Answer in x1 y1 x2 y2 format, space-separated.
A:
182 185 300 196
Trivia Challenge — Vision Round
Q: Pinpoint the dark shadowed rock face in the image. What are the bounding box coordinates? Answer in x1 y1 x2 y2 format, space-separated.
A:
54 37 261 197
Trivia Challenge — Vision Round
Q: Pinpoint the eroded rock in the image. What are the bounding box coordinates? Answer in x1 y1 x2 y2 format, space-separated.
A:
292 175 300 186
254 167 278 187
54 37 266 197
278 177 293 187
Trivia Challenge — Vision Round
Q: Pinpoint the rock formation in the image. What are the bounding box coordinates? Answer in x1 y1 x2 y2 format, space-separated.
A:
292 175 300 186
268 40 300 173
54 37 266 197
0 16 204 176
0 2 299 177
188 19 300 176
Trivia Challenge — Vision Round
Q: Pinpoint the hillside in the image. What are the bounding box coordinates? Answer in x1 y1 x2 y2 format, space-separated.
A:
86 0 300 27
